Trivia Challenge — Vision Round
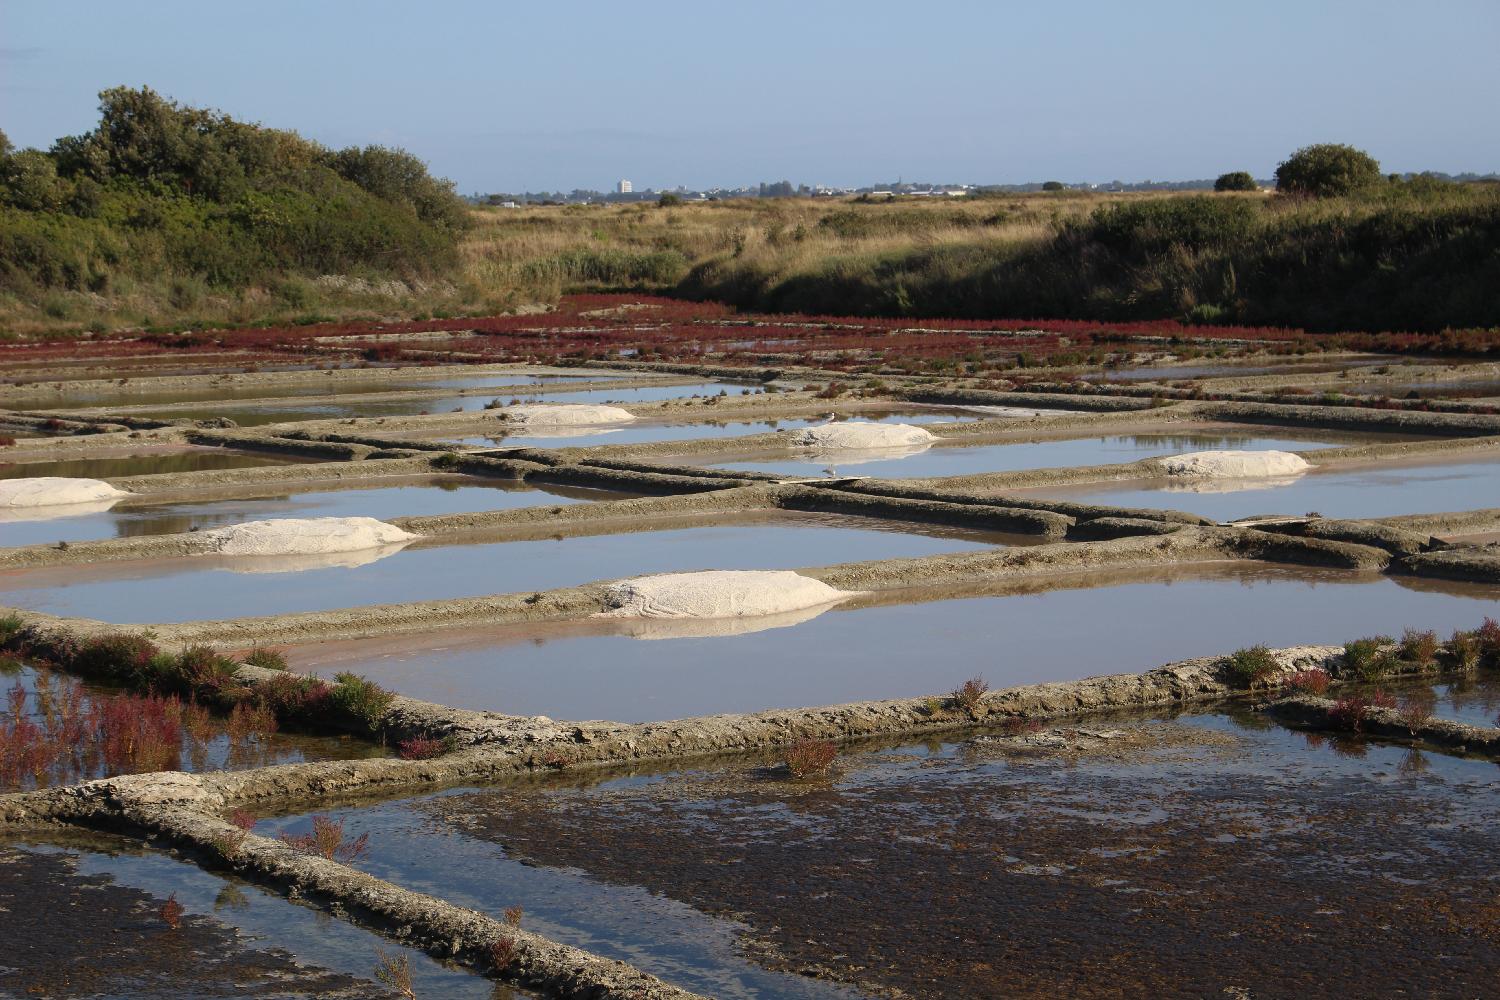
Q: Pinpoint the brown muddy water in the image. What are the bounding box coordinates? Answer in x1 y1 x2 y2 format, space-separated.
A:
0 660 383 792
0 833 517 998
0 476 624 548
283 566 1500 722
1015 452 1500 522
700 428 1395 480
123 381 757 426
0 447 311 481
250 700 1500 999
0 513 1028 624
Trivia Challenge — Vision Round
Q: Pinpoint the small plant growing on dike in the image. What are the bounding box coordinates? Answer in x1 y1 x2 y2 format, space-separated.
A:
1447 629 1480 671
397 735 450 760
1397 689 1436 734
950 676 990 712
1341 636 1394 682
489 934 517 971
280 815 370 863
1475 618 1500 664
374 949 416 999
782 738 837 779
158 893 184 931
1283 668 1331 696
1223 645 1278 688
241 647 288 671
330 672 394 727
1397 629 1439 668
503 905 523 927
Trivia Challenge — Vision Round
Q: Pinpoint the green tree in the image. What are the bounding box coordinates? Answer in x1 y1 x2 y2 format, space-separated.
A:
1041 180 1065 191
657 192 683 207
1274 143 1381 197
1214 171 1257 192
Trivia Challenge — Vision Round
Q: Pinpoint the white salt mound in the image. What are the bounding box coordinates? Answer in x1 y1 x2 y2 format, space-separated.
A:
597 570 862 622
198 517 417 557
500 404 635 426
788 423 937 450
0 477 131 509
1156 450 1311 479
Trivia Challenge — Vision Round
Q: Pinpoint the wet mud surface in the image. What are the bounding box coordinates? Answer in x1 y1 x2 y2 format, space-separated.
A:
285 564 1500 722
425 714 1500 999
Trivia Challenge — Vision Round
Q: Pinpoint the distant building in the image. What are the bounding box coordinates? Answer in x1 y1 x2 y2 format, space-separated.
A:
616 180 632 194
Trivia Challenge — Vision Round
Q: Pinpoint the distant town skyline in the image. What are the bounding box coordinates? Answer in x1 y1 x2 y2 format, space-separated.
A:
4 0 1497 193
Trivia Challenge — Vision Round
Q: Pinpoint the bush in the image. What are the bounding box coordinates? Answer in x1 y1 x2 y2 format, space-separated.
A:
1397 628 1439 667
950 676 990 712
782 738 837 778
330 672 394 726
1041 181 1065 192
657 192 683 207
1275 143 1382 197
1223 645 1278 688
1283 668 1331 696
1341 636 1393 681
241 647 288 671
1214 171 1258 193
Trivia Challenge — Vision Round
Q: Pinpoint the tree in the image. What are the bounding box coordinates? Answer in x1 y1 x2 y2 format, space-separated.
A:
657 192 682 207
1041 180 1065 192
1274 143 1381 197
1214 171 1257 192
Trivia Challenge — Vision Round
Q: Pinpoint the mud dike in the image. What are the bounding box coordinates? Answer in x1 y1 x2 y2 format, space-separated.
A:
3 347 1499 997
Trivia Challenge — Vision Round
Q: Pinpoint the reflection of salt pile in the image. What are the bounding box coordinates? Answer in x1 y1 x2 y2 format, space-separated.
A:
499 404 635 426
785 422 936 466
960 405 1073 418
596 570 862 639
1156 450 1311 479
197 517 416 571
0 477 131 522
210 546 410 574
1161 476 1308 495
607 601 843 640
500 425 625 440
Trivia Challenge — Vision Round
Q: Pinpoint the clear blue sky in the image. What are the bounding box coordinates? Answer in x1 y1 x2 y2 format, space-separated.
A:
3 0 1497 192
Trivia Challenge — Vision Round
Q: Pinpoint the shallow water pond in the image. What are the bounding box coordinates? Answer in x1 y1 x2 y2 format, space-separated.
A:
1015 453 1500 521
0 476 620 548
701 427 1380 480
0 513 1023 624
123 380 753 426
0 447 309 481
281 565 1500 722
251 707 1500 1000
0 836 511 998
442 407 984 450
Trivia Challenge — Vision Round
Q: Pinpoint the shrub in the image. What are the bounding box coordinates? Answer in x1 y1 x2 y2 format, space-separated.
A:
251 673 331 725
1223 645 1278 688
1328 696 1372 732
1397 628 1439 667
373 949 416 1000
1341 636 1393 681
1447 629 1480 671
1475 618 1500 664
1283 668 1331 696
1041 181 1065 192
1214 171 1258 192
241 647 287 670
1275 143 1381 197
950 676 990 712
1397 690 1435 733
782 738 837 778
330 672 394 727
397 734 449 760
489 934 517 971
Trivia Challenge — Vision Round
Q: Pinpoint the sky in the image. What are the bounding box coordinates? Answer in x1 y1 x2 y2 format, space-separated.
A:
3 0 1497 193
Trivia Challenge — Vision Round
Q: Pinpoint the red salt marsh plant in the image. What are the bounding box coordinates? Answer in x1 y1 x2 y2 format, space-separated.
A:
397 734 449 760
158 893 184 930
1282 668 1332 696
782 738 838 779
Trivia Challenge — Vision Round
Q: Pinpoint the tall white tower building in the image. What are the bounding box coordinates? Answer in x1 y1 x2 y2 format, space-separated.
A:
617 179 633 194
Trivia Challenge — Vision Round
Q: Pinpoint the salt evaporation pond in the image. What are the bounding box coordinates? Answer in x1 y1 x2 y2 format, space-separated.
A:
0 514 1025 623
0 477 622 548
282 565 1500 722
701 429 1384 480
1016 453 1500 521
0 448 310 481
